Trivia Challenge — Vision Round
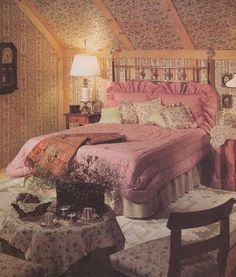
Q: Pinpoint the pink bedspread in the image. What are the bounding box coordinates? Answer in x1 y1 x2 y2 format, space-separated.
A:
6 123 210 204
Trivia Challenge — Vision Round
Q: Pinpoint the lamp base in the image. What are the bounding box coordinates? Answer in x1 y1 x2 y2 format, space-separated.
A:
81 101 91 114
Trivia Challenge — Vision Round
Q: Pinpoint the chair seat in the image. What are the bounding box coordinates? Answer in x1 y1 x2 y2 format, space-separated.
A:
110 237 218 277
0 253 44 277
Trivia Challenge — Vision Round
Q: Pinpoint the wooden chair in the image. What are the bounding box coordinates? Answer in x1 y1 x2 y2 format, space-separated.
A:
110 198 236 277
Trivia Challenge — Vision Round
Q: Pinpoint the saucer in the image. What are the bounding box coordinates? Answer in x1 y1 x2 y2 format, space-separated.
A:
39 218 60 228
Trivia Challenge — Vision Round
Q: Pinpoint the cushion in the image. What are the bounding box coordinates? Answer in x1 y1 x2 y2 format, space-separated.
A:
0 253 44 277
147 106 166 127
99 107 121 124
161 94 204 128
110 237 218 277
160 103 197 129
120 101 139 124
110 237 170 277
133 98 162 125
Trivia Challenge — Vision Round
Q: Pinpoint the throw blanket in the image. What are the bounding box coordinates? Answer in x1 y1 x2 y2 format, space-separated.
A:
25 132 126 180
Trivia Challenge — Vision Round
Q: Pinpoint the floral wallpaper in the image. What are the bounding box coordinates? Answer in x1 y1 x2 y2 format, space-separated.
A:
173 0 236 50
31 0 120 51
0 0 60 168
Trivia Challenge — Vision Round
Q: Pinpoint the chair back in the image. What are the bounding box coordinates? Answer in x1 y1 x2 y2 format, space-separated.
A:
167 198 236 277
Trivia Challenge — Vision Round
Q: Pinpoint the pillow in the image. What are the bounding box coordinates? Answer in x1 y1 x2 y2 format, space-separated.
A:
161 94 204 128
99 107 121 124
120 101 139 124
160 103 197 129
147 106 166 127
133 98 162 125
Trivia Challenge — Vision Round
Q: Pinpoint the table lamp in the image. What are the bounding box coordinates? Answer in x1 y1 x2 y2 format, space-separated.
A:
70 55 101 113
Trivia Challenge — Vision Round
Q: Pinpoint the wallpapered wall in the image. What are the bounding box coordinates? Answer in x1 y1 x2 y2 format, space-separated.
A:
0 0 60 168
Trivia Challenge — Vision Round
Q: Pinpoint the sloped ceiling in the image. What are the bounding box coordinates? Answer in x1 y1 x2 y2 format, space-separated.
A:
31 0 236 51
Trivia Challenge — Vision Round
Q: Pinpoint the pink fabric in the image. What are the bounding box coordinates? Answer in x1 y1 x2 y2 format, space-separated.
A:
211 140 236 191
114 92 148 103
106 92 148 107
7 123 210 204
107 81 218 131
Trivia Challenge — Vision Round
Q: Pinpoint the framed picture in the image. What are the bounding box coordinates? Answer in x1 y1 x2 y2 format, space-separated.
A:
222 94 233 109
222 73 233 87
0 42 17 94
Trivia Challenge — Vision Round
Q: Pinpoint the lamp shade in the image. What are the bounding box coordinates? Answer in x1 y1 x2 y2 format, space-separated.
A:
70 55 101 77
225 73 236 88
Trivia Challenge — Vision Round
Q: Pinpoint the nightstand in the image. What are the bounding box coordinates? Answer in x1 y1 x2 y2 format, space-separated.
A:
64 113 101 129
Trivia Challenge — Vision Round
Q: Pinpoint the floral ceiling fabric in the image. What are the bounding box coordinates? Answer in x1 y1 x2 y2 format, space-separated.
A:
32 0 236 50
31 0 119 50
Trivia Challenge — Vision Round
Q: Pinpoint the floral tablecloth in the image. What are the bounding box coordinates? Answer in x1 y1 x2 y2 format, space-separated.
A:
0 206 125 276
210 125 236 191
210 125 236 149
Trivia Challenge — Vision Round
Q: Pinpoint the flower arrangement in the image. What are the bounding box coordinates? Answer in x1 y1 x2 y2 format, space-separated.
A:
25 155 124 213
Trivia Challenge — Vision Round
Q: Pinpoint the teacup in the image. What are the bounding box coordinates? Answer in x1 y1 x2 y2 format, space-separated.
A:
83 207 93 220
44 211 54 225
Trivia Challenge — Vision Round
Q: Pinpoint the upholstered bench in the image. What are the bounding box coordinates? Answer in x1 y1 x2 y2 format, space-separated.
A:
0 253 44 277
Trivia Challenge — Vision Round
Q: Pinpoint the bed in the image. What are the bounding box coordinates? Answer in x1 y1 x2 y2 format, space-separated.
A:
6 79 218 218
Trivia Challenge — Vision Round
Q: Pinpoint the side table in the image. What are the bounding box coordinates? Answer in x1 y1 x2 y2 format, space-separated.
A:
0 206 125 276
210 125 236 191
64 112 101 129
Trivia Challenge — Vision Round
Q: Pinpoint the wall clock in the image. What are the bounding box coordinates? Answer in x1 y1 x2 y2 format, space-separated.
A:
0 42 17 94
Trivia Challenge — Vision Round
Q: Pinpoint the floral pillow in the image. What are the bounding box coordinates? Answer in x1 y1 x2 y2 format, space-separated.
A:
133 98 162 125
120 101 139 124
160 103 197 129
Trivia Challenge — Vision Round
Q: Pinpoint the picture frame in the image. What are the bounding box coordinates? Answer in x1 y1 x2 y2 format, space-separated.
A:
222 94 233 109
0 42 17 94
222 73 233 87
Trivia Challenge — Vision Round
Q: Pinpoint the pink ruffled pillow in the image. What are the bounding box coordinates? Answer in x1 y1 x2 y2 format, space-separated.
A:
106 92 148 108
114 92 148 103
160 103 197 129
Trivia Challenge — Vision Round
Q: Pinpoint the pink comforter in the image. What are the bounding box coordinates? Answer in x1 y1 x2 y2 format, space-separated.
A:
6 123 210 204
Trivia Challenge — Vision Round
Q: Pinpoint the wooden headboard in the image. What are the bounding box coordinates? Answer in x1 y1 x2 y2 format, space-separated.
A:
111 49 215 88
